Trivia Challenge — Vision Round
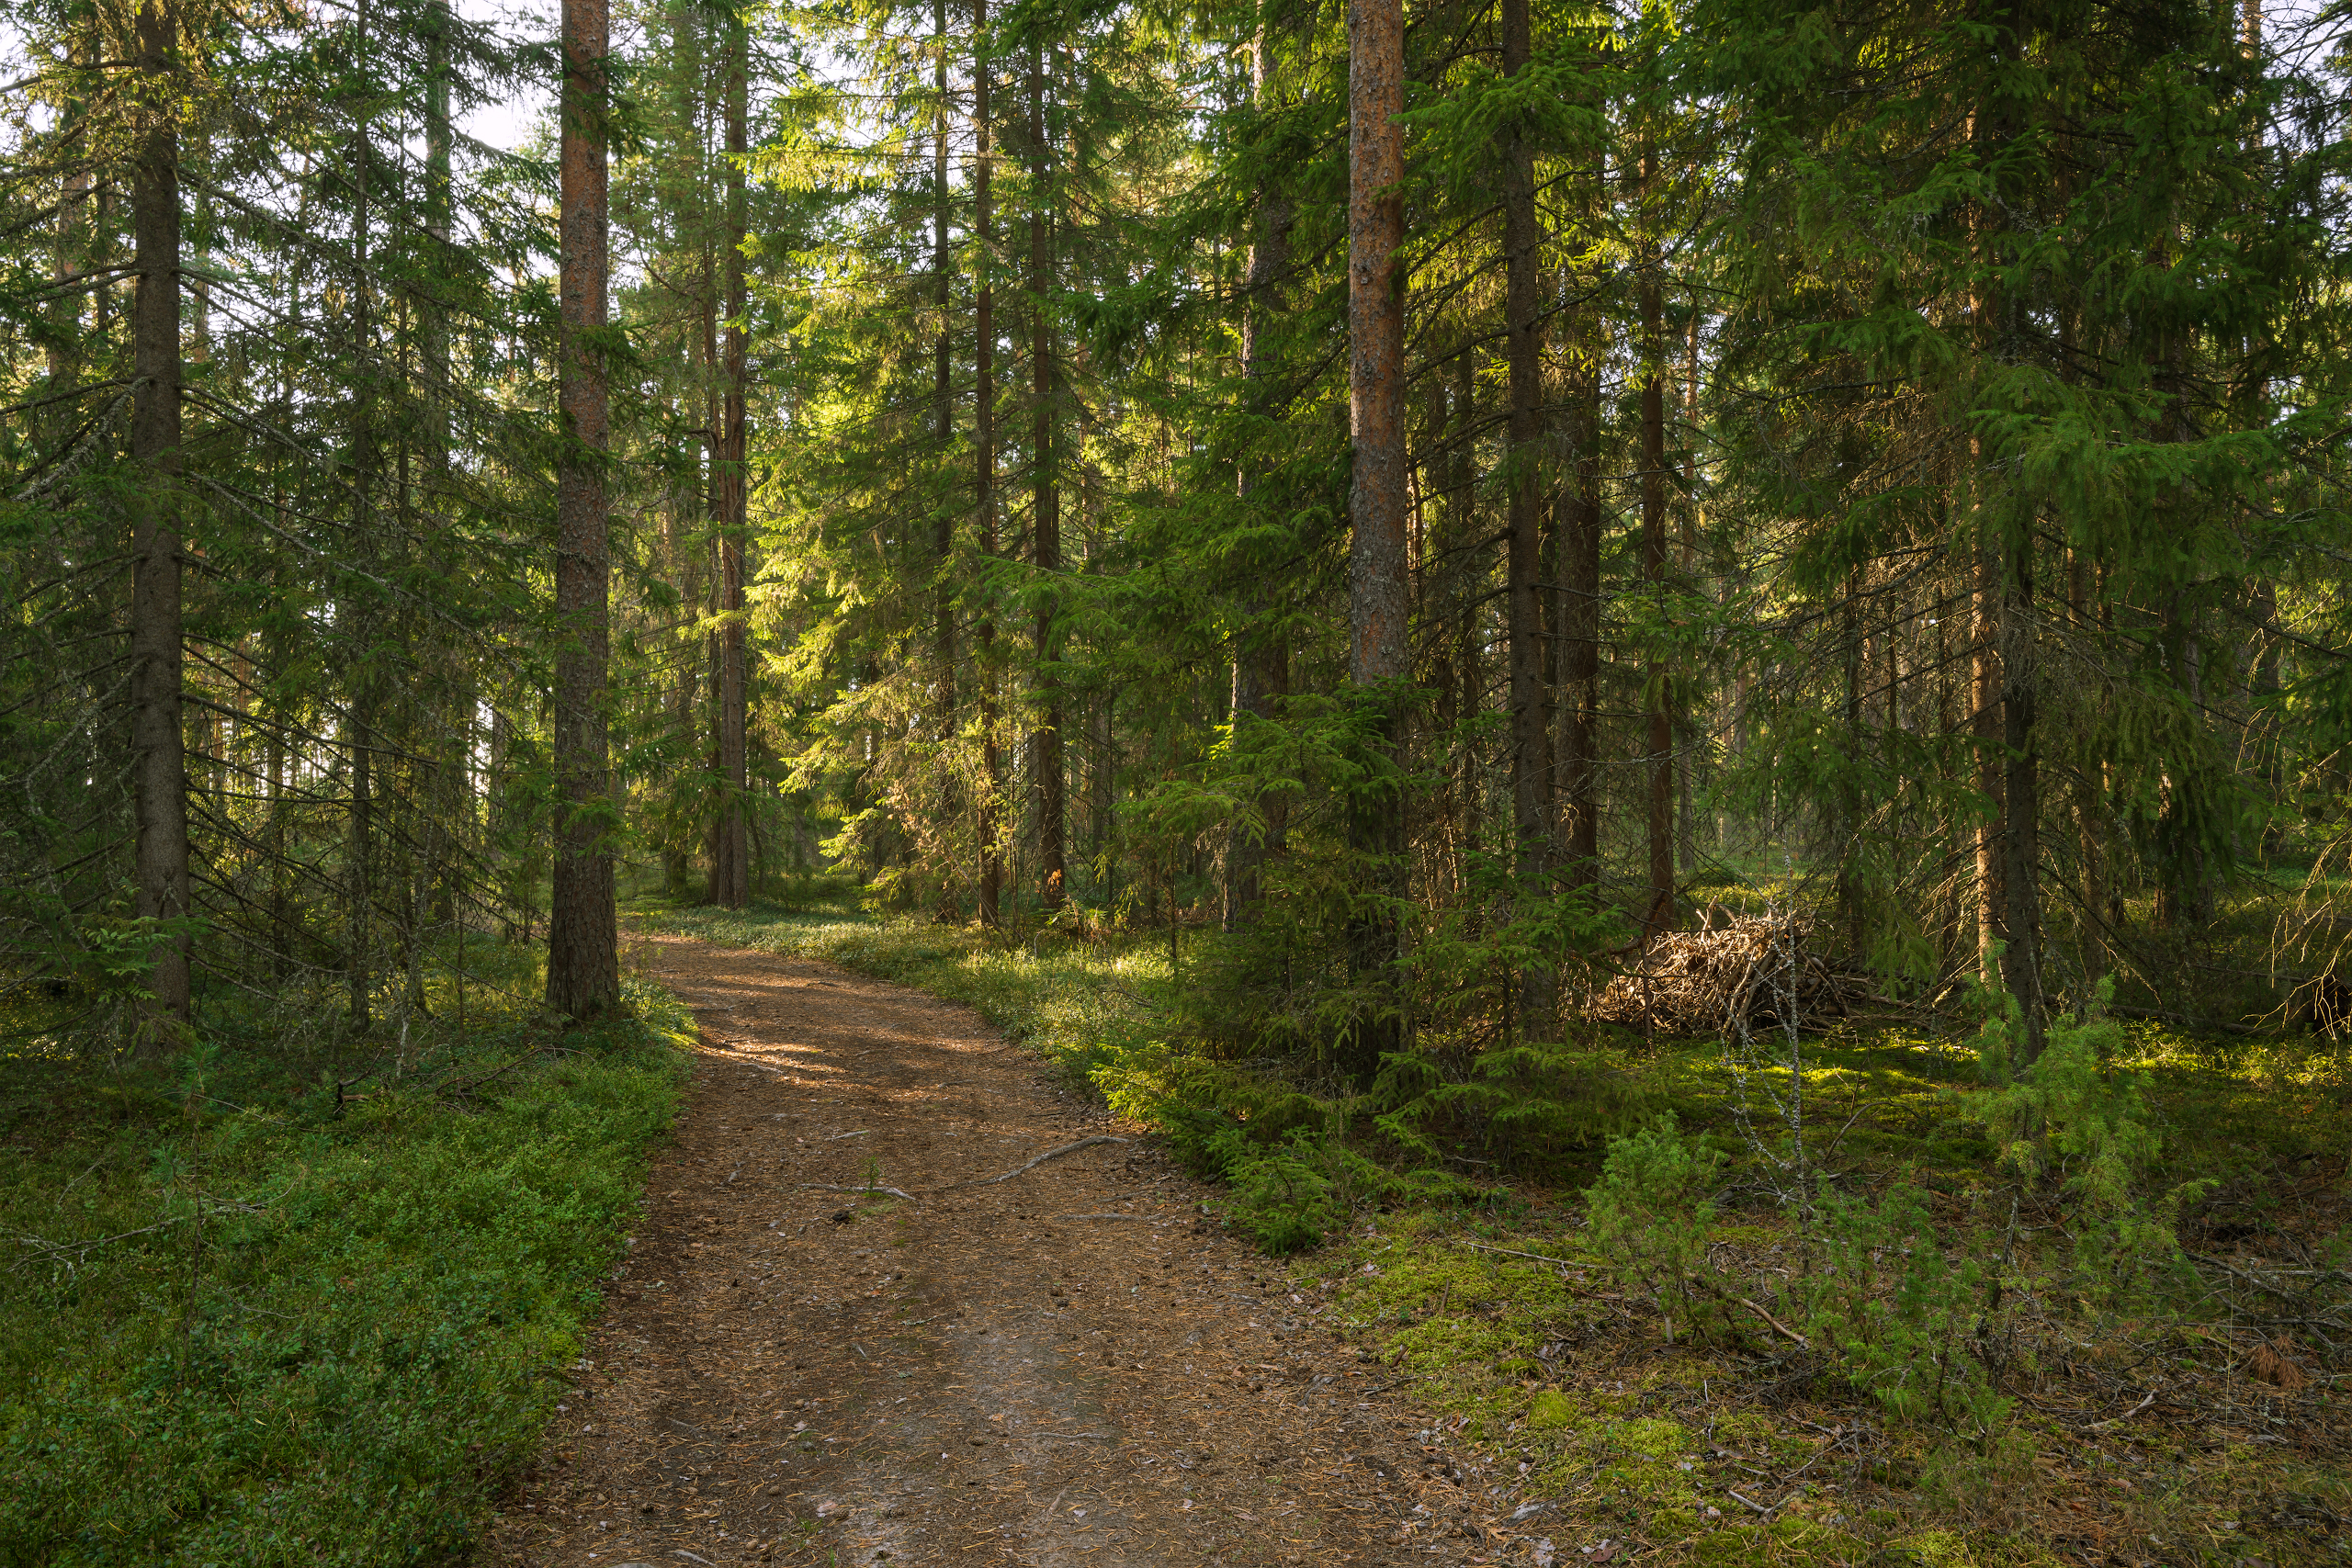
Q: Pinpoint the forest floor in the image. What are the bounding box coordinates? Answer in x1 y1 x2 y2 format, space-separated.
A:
476 931 1499 1568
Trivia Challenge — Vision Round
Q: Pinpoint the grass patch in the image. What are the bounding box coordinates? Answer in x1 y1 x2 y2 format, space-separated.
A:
0 958 691 1565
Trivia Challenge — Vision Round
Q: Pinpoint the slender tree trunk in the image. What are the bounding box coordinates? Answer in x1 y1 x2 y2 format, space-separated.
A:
547 0 620 1021
49 18 93 410
345 0 379 1032
2069 551 2106 989
1028 39 1064 911
933 0 960 920
1347 0 1407 691
1973 536 2007 983
1639 143 1673 943
973 0 1001 926
1559 360 1601 886
2002 529 2044 1060
130 0 189 1051
1225 21 1294 934
1343 0 1406 1081
710 17 751 908
424 0 451 467
1500 0 1551 1022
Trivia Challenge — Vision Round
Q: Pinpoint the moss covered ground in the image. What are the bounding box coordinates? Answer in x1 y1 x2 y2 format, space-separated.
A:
0 948 693 1565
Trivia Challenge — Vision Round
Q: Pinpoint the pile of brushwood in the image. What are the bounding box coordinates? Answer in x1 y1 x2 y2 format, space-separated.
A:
1591 910 1856 1036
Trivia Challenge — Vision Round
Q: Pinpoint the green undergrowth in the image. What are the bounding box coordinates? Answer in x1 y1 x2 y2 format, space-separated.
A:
0 964 692 1566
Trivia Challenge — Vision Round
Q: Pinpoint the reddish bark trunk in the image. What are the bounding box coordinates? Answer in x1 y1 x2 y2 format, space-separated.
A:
1029 40 1064 910
974 0 1001 926
1346 0 1407 689
1501 0 1551 1022
710 18 751 909
547 0 620 1021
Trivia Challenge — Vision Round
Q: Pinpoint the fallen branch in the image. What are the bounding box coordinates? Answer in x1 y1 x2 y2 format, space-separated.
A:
1727 1489 1775 1515
2084 1390 2157 1431
799 1183 919 1201
934 1135 1128 1191
1732 1294 1809 1348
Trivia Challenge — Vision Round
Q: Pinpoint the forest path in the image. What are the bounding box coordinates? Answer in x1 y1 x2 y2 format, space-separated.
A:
479 931 1487 1568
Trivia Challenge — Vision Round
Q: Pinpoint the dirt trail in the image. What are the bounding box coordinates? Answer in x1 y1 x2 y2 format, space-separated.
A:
480 933 1491 1568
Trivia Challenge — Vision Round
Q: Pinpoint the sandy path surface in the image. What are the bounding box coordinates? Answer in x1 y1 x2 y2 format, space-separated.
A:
477 932 1494 1568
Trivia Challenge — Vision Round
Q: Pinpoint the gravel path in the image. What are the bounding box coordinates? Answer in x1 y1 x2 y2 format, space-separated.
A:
476 932 1488 1568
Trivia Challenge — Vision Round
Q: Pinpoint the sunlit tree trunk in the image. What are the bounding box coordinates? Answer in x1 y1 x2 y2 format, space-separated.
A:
1501 0 1551 1023
547 0 620 1021
1028 37 1064 911
709 15 751 909
972 0 1003 925
933 0 960 921
1343 0 1407 1080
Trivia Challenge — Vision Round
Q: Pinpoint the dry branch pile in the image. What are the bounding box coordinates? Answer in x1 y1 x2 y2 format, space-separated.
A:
1589 913 1856 1036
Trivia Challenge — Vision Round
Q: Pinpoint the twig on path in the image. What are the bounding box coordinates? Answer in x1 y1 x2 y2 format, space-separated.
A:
934 1135 1129 1191
799 1183 919 1201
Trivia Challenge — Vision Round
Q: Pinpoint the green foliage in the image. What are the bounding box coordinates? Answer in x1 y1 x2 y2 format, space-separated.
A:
1371 1037 1654 1178
1580 1115 1727 1344
1973 986 2206 1307
1799 1183 2009 1437
0 987 690 1564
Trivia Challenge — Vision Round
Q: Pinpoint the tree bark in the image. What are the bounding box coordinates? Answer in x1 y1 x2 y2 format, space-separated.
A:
1639 143 1673 944
710 16 751 909
1028 37 1064 911
547 0 620 1021
130 0 189 1051
1347 0 1407 690
1972 537 2007 984
1344 0 1406 1081
1558 359 1600 886
1501 0 1551 1023
973 0 1001 926
2002 530 2043 1061
933 0 960 920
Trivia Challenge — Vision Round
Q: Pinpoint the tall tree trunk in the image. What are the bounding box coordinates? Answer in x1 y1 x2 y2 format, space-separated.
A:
710 17 751 909
2002 530 2043 1060
973 0 1001 921
933 0 960 921
130 0 189 1050
345 0 379 1032
547 0 619 1021
1225 20 1294 934
1558 360 1601 886
1028 38 1064 911
1500 0 1551 1023
424 0 451 467
1639 143 1673 943
1344 0 1406 1081
1972 537 2007 984
973 0 1001 926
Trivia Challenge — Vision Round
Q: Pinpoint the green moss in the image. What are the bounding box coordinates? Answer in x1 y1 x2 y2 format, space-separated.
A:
1527 1391 1577 1430
1899 1529 1977 1568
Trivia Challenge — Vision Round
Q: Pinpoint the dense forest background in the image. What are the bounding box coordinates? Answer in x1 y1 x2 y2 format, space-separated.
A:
9 0 2352 1064
10 0 2352 1557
